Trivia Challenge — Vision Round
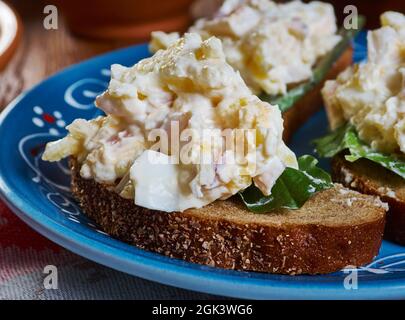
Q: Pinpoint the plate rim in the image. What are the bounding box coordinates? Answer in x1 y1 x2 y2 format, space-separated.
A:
1 44 405 300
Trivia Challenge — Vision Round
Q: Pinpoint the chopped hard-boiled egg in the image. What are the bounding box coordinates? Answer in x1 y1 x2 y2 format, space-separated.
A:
43 33 297 212
130 150 214 212
150 0 341 95
323 11 405 154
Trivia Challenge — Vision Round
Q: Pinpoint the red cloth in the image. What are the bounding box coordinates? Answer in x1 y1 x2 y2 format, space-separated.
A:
0 201 61 251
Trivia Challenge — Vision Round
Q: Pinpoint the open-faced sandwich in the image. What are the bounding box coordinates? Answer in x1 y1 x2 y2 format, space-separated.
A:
315 11 405 245
150 0 360 140
42 32 387 275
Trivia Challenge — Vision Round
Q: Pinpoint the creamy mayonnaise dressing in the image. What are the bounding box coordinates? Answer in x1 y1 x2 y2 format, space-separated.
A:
323 11 405 154
150 0 341 96
43 33 297 212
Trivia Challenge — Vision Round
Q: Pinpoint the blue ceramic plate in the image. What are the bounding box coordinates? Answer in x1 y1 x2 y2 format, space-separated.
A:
1 33 405 300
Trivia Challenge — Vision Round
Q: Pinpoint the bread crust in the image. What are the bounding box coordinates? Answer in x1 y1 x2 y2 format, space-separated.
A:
71 158 385 275
332 154 405 245
282 47 353 141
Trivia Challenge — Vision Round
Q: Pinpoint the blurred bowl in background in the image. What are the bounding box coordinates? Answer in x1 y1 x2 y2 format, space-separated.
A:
53 0 194 41
0 0 22 71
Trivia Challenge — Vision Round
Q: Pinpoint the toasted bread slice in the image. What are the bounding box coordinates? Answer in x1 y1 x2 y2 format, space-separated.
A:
282 47 353 141
332 154 405 245
68 47 363 275
71 158 386 275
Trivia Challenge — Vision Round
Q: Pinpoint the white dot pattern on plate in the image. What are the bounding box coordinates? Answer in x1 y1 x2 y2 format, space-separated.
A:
56 120 66 128
53 111 62 119
49 128 59 136
33 106 43 115
32 117 44 127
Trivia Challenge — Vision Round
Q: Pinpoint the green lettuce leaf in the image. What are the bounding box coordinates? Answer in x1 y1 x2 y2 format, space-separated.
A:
313 123 405 179
239 155 333 213
261 15 365 113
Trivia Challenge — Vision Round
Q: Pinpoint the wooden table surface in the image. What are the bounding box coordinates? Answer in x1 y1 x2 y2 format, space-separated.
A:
0 0 138 110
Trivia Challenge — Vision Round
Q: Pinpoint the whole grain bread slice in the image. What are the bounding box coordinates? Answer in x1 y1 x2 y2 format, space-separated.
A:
332 154 405 245
67 46 362 275
282 47 353 141
71 158 386 275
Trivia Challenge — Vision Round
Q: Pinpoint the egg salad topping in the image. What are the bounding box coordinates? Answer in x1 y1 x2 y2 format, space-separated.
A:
150 0 341 96
43 33 297 212
323 11 405 154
